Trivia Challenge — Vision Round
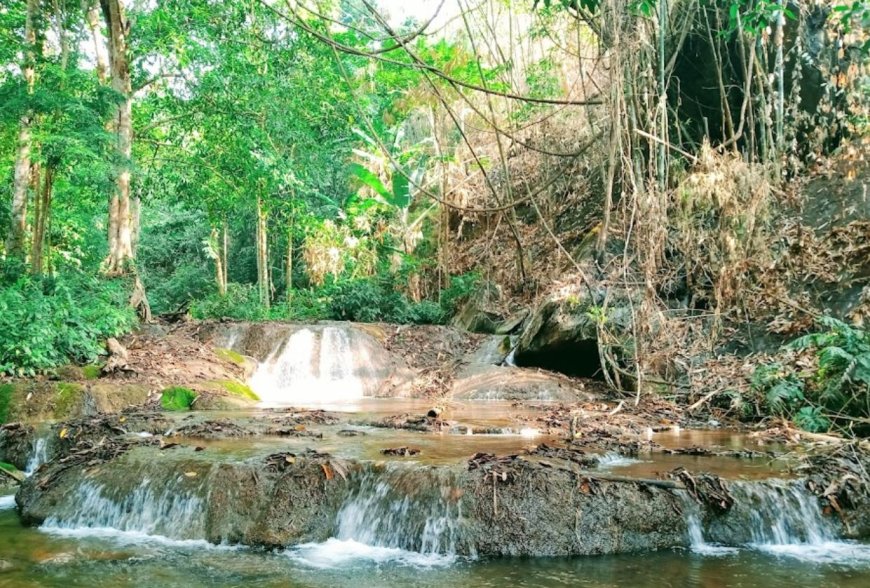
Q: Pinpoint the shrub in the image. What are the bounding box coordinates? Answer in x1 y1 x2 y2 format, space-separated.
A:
160 386 197 411
408 300 446 324
0 274 137 376
439 272 480 317
190 283 267 321
329 277 411 323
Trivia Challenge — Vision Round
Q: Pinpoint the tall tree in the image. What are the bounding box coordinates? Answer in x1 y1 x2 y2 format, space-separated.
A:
100 0 135 275
7 0 38 263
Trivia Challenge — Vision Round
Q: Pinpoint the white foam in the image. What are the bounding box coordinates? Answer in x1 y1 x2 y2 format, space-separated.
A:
596 452 643 467
0 495 16 510
752 541 870 565
39 526 236 550
690 543 739 556
286 538 455 568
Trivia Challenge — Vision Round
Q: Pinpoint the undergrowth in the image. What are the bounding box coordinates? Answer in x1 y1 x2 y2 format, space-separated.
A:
190 272 479 325
751 317 870 435
0 274 137 376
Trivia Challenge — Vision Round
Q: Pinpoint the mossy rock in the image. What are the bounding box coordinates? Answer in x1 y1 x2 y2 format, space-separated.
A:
0 384 12 424
55 383 86 417
214 348 246 366
190 380 260 410
160 387 198 411
82 365 102 380
217 380 259 401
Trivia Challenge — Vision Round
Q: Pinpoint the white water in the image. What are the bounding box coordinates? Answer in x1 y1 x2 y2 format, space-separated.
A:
249 327 375 406
596 452 643 468
25 436 48 476
288 538 455 568
0 495 15 510
687 481 870 564
42 480 206 542
290 468 466 568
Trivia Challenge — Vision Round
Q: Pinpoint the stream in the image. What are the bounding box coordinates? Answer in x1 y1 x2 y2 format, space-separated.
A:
1 500 869 588
2 323 870 586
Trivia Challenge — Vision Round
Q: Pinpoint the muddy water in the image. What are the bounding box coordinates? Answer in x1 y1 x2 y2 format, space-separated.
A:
1 503 869 588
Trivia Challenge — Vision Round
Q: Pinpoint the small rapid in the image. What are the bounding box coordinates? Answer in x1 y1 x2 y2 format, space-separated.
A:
41 479 208 546
288 466 469 567
687 480 870 564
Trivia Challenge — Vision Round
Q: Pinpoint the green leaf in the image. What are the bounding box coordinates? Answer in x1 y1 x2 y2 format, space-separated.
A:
348 163 392 201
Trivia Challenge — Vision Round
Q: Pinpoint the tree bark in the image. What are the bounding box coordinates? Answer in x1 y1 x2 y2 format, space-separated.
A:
256 197 270 309
210 227 226 296
31 166 54 275
100 0 136 275
292 223 293 309
222 219 229 289
83 0 108 84
6 0 38 263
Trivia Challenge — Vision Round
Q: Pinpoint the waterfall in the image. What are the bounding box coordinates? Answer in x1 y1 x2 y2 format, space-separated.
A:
24 436 48 476
688 480 870 563
249 326 377 406
41 479 208 545
288 467 468 567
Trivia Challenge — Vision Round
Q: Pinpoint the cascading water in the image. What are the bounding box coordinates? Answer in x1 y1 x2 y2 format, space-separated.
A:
688 480 870 563
24 436 48 476
249 326 379 406
288 467 468 567
41 479 208 545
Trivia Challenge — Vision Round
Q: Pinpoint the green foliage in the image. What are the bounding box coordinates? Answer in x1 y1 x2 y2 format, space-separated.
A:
0 274 137 376
439 272 481 317
160 387 197 411
751 362 805 413
329 277 415 323
794 406 832 433
190 283 267 321
751 317 870 434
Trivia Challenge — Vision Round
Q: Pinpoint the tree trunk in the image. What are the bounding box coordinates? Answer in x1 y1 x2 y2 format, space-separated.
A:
83 0 108 84
100 0 136 275
773 0 786 155
292 223 293 310
6 0 38 263
256 197 270 309
222 219 229 289
211 227 226 296
31 166 54 275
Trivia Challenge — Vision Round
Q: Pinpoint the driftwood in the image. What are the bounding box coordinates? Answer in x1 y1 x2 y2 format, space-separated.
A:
0 466 25 484
102 337 130 373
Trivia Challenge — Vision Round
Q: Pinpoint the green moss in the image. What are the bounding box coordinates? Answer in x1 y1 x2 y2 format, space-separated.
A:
55 383 85 417
215 348 246 366
217 380 260 401
160 387 198 411
0 384 12 424
82 365 102 380
0 461 15 473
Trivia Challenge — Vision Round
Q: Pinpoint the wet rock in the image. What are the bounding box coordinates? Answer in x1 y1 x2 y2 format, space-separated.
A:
172 420 254 439
381 447 421 457
370 413 450 433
